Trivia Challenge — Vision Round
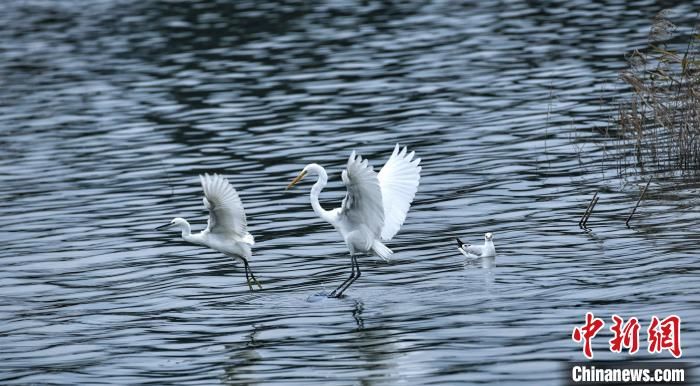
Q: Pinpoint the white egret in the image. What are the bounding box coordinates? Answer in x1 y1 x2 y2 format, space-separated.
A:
287 144 421 297
156 173 261 291
456 233 496 258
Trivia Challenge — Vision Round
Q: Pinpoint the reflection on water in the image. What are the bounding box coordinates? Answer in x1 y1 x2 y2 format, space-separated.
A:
1 0 700 384
473 256 496 270
222 326 262 384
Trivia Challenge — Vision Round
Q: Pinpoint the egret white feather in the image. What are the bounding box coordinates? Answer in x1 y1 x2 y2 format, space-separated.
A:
157 174 261 290
287 144 421 297
378 144 421 241
200 173 254 245
339 151 385 246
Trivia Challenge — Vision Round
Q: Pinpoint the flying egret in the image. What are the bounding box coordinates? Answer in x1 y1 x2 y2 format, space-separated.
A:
286 144 421 298
456 233 496 258
156 173 261 291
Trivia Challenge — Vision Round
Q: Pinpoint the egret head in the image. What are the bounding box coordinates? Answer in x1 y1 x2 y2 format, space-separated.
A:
156 217 188 231
286 163 323 190
485 232 493 241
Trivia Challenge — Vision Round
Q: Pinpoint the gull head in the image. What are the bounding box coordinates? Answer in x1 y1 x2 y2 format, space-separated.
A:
485 232 494 241
156 217 187 231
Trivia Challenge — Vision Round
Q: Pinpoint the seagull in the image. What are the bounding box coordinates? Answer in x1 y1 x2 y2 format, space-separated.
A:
286 144 421 298
156 173 261 291
456 233 496 258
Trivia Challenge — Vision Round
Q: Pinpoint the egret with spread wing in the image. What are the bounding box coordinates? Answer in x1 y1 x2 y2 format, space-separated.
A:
287 144 421 297
156 174 261 291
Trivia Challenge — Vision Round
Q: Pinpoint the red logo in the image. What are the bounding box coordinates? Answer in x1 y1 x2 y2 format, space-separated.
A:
572 312 605 359
609 314 640 354
573 313 682 359
648 315 682 358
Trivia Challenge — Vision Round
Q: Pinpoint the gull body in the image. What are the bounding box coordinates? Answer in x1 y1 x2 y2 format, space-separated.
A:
156 174 261 290
456 233 496 258
287 144 421 297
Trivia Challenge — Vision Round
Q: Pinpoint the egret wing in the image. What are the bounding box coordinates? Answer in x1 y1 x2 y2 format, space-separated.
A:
339 151 384 237
200 173 253 243
377 144 421 241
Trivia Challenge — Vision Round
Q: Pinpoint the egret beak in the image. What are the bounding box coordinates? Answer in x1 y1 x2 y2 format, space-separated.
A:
286 170 307 190
155 223 172 231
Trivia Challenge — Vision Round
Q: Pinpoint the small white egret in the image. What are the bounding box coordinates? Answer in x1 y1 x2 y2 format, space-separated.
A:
287 144 421 297
456 233 496 258
156 174 261 291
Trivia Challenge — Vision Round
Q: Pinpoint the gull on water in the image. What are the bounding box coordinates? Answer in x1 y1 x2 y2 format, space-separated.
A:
456 232 496 258
156 173 262 291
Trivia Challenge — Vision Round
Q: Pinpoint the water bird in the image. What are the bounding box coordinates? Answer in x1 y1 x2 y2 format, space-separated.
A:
456 233 496 258
286 144 421 298
156 174 261 291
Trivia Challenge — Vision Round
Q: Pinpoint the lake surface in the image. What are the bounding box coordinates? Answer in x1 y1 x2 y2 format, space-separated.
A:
1 1 699 384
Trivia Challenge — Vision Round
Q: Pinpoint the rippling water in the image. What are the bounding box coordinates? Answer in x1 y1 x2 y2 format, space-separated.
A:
2 1 699 384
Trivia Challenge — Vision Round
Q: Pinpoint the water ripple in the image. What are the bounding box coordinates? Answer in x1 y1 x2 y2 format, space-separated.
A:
1 0 699 384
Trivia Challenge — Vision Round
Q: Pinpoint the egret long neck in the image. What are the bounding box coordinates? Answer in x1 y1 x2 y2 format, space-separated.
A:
178 220 198 243
308 165 334 224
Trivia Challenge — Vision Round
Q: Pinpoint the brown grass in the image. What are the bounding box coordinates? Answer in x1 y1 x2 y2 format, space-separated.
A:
612 11 700 178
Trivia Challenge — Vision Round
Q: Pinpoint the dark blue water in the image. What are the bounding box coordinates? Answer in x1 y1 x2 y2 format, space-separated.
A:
1 1 699 384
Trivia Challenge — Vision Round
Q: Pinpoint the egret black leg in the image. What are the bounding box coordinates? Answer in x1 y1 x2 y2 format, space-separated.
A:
242 259 262 291
248 265 263 290
335 255 361 298
243 261 253 291
329 255 356 298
